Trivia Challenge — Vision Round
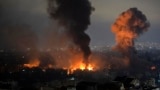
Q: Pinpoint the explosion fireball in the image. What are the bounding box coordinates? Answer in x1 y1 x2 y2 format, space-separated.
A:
112 8 150 60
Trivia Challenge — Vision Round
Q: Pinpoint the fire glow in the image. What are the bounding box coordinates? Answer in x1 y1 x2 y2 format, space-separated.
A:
61 57 96 75
67 62 94 74
24 59 40 68
23 57 95 74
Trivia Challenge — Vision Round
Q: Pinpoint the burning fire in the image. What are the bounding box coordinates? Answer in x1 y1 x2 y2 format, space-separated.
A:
23 54 96 74
24 59 40 68
66 61 95 74
23 58 94 74
79 63 94 71
87 64 94 71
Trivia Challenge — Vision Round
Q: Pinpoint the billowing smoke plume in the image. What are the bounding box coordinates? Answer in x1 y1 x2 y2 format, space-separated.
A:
47 0 94 66
112 8 150 58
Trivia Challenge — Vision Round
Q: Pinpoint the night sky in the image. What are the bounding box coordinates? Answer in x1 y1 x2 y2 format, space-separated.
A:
0 0 160 48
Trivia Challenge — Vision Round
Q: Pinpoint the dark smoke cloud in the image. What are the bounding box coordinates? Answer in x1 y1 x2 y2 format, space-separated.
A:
47 0 94 65
112 8 150 56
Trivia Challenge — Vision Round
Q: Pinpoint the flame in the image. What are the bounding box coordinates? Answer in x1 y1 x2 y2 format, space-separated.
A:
66 61 95 74
24 59 40 68
79 63 93 71
22 53 96 74
87 64 93 71
59 53 95 74
79 63 85 70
